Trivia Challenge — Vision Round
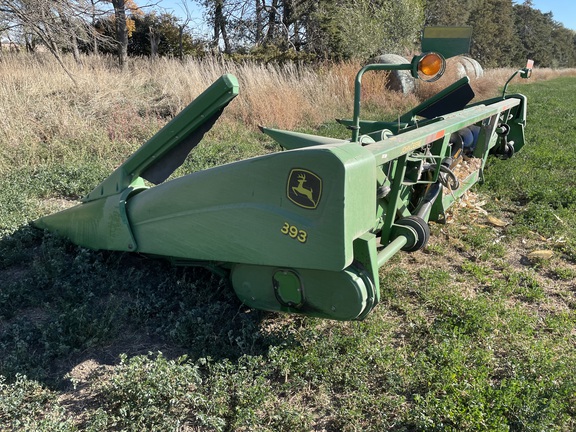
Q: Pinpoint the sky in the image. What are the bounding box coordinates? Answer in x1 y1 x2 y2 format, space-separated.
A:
525 0 576 30
152 0 209 36
154 0 576 32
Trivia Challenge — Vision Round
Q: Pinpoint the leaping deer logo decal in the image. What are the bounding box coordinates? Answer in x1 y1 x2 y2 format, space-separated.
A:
287 169 322 209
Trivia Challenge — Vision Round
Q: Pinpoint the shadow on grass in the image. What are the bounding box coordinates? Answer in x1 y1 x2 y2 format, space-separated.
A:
0 225 291 389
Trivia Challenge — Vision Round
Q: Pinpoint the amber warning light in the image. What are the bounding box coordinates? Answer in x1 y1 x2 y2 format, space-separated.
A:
414 52 446 82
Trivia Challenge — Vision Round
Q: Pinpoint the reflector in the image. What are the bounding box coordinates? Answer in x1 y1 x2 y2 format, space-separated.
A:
521 59 534 79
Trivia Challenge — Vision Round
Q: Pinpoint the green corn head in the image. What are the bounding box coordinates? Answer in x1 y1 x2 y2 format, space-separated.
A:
35 28 533 320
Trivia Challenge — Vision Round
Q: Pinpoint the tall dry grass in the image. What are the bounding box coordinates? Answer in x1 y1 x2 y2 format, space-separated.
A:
0 54 409 172
1 52 575 174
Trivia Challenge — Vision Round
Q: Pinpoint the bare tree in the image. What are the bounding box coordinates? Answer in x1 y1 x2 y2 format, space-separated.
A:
0 0 116 77
198 0 314 53
109 0 129 67
89 0 103 54
176 0 192 59
108 0 155 67
1 1 88 80
149 23 159 57
214 0 230 53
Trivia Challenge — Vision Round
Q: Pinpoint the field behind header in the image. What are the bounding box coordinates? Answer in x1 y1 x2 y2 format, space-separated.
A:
1 54 576 431
1 53 575 176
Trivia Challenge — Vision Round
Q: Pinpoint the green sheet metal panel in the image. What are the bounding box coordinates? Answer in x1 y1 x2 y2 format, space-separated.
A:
125 142 376 271
83 74 239 203
421 26 473 59
230 263 375 320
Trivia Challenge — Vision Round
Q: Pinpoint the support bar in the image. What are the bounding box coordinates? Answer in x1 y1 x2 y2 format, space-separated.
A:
377 236 408 267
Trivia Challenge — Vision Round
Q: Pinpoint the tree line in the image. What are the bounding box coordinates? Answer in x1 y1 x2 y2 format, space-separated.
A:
0 0 574 68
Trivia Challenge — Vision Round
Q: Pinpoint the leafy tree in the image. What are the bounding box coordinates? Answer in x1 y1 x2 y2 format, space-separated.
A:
512 0 576 67
322 0 424 60
198 0 425 60
467 0 520 67
550 24 576 67
424 0 478 26
129 12 205 57
2 0 574 70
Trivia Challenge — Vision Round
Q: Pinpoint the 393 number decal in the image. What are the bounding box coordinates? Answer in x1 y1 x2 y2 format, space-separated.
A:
281 222 307 243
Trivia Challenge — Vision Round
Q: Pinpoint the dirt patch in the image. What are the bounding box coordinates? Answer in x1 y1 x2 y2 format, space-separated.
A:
58 359 112 427
56 331 190 427
66 359 105 383
382 189 576 320
39 197 78 213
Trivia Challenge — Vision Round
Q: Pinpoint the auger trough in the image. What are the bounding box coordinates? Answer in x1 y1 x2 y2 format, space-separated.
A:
35 27 533 321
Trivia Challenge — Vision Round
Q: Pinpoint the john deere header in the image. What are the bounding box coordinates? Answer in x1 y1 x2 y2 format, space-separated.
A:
35 28 532 320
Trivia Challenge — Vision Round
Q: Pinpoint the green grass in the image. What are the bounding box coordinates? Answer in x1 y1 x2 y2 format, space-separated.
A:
481 76 576 259
1 78 576 431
